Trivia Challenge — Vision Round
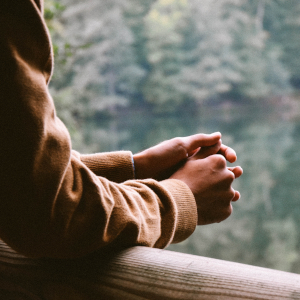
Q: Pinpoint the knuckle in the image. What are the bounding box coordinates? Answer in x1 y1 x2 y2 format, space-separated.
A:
223 188 235 203
229 188 235 199
218 155 227 166
226 204 233 217
221 204 233 222
227 171 235 182
172 137 182 145
172 137 187 157
210 154 226 168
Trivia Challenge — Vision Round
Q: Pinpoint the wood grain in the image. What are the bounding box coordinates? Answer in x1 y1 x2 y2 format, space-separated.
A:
0 240 299 299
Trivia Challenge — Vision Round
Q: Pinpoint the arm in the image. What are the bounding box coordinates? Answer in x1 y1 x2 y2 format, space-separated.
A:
0 0 197 258
79 151 135 183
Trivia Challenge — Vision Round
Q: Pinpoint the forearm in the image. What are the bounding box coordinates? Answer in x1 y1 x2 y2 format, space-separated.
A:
44 169 197 258
79 151 135 183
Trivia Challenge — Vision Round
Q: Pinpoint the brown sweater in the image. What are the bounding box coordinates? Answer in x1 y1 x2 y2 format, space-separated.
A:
0 0 197 258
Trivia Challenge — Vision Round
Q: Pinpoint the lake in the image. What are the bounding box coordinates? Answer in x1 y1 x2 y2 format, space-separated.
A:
82 96 300 274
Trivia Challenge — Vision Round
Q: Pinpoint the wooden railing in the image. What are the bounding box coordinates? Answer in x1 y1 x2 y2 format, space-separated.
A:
0 240 299 299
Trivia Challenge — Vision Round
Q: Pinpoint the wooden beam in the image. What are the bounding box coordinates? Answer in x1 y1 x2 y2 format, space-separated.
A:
0 241 299 299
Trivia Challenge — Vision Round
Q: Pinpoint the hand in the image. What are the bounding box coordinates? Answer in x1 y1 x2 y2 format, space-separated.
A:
170 154 242 225
194 140 238 163
133 132 237 180
191 142 243 179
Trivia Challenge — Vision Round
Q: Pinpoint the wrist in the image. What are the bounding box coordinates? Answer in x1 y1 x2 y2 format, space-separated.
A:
133 152 149 179
131 154 136 179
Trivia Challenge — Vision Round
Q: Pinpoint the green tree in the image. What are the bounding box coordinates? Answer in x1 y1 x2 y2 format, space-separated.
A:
179 0 246 102
263 0 300 88
143 0 292 110
233 0 292 98
56 0 143 111
186 0 291 101
143 0 193 111
45 0 146 151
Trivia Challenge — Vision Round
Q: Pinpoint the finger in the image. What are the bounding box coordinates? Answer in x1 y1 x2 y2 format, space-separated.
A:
184 132 222 155
228 166 243 178
231 190 240 202
187 147 200 157
218 144 237 163
191 140 222 159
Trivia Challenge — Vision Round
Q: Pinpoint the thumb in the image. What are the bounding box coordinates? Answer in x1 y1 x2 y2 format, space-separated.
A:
185 132 222 156
190 140 222 159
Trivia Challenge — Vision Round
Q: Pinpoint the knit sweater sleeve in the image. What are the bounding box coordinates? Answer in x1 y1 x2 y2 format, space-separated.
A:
0 0 197 258
78 151 135 183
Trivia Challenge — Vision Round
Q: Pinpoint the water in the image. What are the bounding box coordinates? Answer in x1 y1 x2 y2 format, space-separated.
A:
83 97 300 273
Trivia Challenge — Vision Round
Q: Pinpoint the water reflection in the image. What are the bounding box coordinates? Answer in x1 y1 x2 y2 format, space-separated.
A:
84 98 300 273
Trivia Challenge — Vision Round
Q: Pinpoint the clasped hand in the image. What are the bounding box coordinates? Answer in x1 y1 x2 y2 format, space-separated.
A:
133 132 243 225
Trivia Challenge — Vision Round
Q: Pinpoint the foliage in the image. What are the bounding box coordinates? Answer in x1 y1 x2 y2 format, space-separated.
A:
264 0 300 88
44 0 86 149
143 0 295 109
46 0 300 116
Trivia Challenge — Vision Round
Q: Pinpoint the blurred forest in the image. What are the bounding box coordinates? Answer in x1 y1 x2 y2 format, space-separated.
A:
45 0 300 148
44 0 300 273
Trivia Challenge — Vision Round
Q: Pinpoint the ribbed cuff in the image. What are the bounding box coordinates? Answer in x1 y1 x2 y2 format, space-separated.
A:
80 151 135 183
160 179 197 244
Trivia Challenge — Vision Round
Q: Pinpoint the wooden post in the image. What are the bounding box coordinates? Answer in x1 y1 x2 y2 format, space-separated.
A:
0 241 299 299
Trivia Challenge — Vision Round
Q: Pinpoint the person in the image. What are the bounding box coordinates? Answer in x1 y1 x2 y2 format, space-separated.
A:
0 0 242 259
